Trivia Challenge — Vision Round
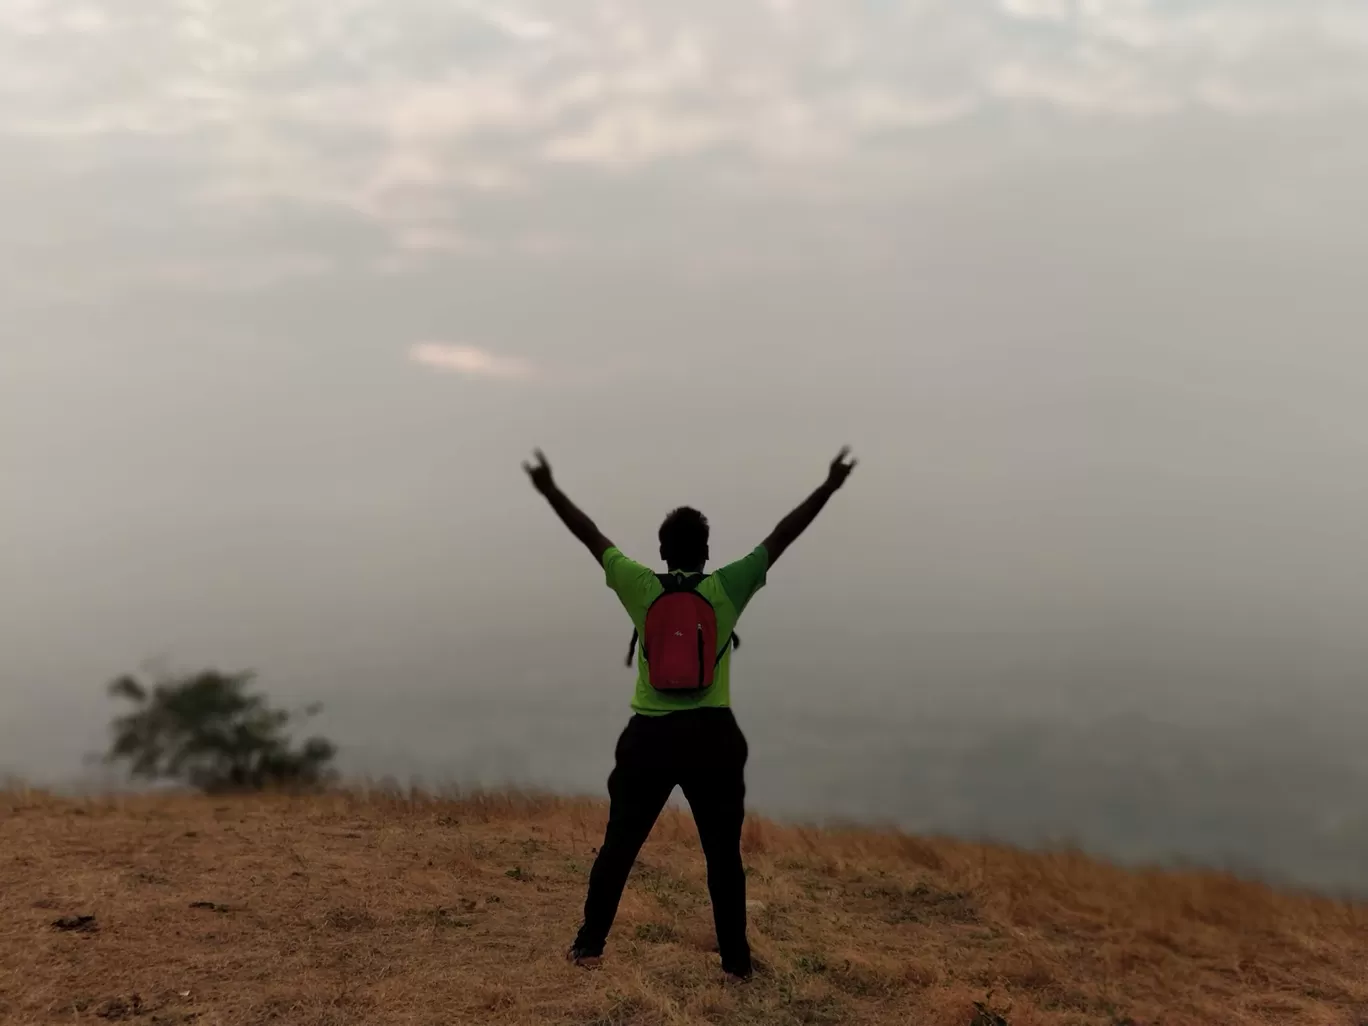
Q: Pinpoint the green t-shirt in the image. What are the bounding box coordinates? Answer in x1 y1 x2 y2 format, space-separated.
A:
604 545 769 716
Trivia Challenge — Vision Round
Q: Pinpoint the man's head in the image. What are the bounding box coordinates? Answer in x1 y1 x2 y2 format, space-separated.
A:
659 506 709 572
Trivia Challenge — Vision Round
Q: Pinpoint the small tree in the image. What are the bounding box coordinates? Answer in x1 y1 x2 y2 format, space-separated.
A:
105 668 337 793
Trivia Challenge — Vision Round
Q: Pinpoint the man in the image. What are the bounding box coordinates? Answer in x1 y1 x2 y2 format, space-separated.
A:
522 447 858 982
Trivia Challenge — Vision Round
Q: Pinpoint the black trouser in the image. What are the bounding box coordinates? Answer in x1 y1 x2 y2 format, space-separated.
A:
573 707 751 976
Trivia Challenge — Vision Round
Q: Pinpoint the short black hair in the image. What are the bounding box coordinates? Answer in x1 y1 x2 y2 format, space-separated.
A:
659 506 709 570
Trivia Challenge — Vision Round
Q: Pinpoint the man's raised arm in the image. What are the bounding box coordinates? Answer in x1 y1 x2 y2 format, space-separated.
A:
761 447 857 568
523 449 615 564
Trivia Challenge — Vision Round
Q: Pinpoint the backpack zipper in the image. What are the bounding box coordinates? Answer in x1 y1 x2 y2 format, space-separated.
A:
696 624 705 688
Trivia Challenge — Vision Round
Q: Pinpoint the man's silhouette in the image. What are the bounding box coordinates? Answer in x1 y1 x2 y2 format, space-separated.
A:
523 447 858 981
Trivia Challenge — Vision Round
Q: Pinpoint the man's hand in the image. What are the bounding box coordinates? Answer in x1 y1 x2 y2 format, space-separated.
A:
826 446 858 491
523 449 555 495
762 446 858 568
523 448 614 563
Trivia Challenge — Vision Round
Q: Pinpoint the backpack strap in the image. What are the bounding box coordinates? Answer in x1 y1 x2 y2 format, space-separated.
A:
714 632 741 666
656 572 702 593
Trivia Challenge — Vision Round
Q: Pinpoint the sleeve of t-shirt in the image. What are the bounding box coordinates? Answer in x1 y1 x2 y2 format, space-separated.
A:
713 545 769 615
602 547 659 621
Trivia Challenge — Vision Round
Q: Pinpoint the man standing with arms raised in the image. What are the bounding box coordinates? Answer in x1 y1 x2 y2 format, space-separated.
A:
523 448 858 982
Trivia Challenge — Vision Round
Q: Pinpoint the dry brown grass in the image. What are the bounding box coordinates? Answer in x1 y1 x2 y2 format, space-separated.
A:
2 788 1366 1026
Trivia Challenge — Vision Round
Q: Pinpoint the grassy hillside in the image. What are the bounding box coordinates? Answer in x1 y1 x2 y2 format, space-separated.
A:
1 790 1365 1026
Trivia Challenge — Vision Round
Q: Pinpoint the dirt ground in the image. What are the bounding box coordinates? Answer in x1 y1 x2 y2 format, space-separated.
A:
2 789 1366 1025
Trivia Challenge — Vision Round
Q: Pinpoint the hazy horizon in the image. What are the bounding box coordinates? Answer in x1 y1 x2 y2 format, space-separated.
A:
4 0 1368 890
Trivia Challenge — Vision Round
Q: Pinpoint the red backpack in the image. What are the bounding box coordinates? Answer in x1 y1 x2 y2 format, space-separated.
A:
625 574 740 692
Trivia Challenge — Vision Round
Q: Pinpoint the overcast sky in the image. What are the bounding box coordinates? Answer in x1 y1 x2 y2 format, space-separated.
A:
4 0 1368 790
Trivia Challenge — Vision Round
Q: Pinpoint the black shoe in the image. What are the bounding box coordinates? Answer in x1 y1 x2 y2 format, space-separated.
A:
567 946 603 969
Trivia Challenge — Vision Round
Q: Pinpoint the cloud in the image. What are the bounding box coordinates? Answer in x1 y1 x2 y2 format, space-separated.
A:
409 343 536 380
544 106 729 167
1 0 1366 294
465 2 557 41
1000 0 1071 22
